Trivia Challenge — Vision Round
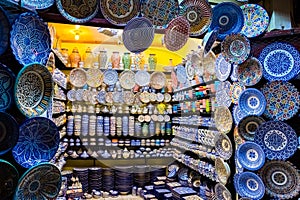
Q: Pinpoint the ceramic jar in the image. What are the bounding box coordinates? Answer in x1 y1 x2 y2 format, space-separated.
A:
122 52 131 70
98 50 108 69
111 51 120 69
83 47 94 68
148 54 157 71
69 47 81 68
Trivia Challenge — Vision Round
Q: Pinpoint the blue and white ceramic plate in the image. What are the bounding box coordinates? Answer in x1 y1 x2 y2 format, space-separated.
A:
216 89 231 108
0 6 10 56
215 133 233 160
14 163 62 199
15 63 53 118
10 12 51 66
230 81 246 104
176 65 187 84
258 42 300 81
209 2 244 40
215 183 232 200
238 88 266 116
103 69 118 86
234 172 265 200
0 112 18 156
12 117 60 168
254 121 298 160
56 0 98 23
135 70 150 86
230 64 238 82
238 115 265 141
232 104 247 125
237 141 265 171
22 0 54 9
215 54 232 81
0 63 15 111
0 159 19 199
202 28 219 56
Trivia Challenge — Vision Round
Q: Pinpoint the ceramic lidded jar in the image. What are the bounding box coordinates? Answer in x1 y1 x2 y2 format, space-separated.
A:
98 50 108 69
83 47 94 68
111 51 120 69
69 47 81 68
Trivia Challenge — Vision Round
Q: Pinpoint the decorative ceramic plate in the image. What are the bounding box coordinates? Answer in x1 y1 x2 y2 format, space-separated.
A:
230 64 238 82
261 81 299 121
216 89 231 108
221 33 251 65
123 17 155 53
215 133 233 160
202 51 217 81
100 0 140 26
176 65 187 84
215 183 232 200
214 106 233 134
237 57 263 86
230 82 246 104
234 172 265 200
217 80 232 95
254 120 298 160
237 141 265 171
238 115 265 141
119 70 136 89
0 159 19 199
96 90 106 104
185 60 195 80
240 4 269 38
164 16 190 51
258 160 300 199
14 163 62 199
86 68 103 88
215 54 232 81
0 112 18 156
135 70 150 86
103 69 119 86
10 12 51 66
171 69 178 89
123 91 135 105
56 0 98 23
258 42 300 81
150 72 166 90
0 63 15 111
238 88 266 116
69 68 87 88
141 0 179 29
22 0 54 9
235 152 244 173
179 0 212 36
215 157 231 185
209 2 244 40
0 7 9 56
232 104 247 125
12 117 59 168
67 89 76 101
15 63 53 117
202 28 219 56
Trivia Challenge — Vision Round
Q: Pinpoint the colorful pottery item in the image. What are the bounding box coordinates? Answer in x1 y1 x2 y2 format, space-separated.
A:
119 70 136 89
215 133 233 160
237 57 263 86
216 89 231 108
15 63 53 117
14 163 62 199
179 0 212 36
215 54 232 81
254 120 298 160
214 106 233 134
21 0 54 9
141 0 179 29
258 42 300 81
103 69 118 86
176 65 187 84
69 68 87 87
12 117 60 168
221 33 251 65
238 88 266 116
150 72 166 90
232 104 247 125
0 6 9 56
209 2 244 40
261 81 299 121
164 16 190 51
215 158 231 185
56 0 98 23
0 159 19 199
214 183 232 200
10 12 51 66
202 28 219 56
238 115 265 141
185 59 195 80
258 160 300 199
230 64 239 82
202 51 217 82
135 70 150 86
230 81 246 104
122 17 155 53
86 68 103 88
240 4 269 38
123 91 135 105
0 63 15 111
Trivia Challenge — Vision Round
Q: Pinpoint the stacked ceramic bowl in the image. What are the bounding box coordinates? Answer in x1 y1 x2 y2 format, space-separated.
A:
103 116 110 136
122 116 129 136
150 165 167 183
134 165 151 187
96 116 104 136
88 167 102 193
89 115 96 136
74 115 82 136
129 116 135 136
73 168 89 193
102 168 114 191
67 115 74 136
81 114 89 136
114 166 134 194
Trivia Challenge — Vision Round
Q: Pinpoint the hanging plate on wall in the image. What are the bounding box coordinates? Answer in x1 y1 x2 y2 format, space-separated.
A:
22 0 54 10
202 27 219 56
238 88 266 116
56 0 98 23
100 0 140 26
237 57 263 86
237 115 265 141
150 71 166 89
0 159 19 199
69 68 87 88
0 63 15 112
214 106 233 134
119 70 136 89
0 6 10 56
215 54 232 81
135 70 150 86
86 68 103 88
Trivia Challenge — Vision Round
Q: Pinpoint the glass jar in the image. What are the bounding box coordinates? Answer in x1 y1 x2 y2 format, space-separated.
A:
148 54 157 71
122 52 131 70
111 51 120 69
69 47 81 68
98 50 108 69
83 47 94 68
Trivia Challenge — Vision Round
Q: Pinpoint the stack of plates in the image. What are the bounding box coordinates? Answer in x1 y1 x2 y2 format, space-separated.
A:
171 186 197 200
134 165 151 187
88 167 102 193
73 168 89 193
150 165 167 183
114 166 134 194
102 168 115 191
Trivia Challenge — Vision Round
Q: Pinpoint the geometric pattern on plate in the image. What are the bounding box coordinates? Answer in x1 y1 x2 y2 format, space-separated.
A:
237 57 263 86
238 88 266 116
214 106 233 134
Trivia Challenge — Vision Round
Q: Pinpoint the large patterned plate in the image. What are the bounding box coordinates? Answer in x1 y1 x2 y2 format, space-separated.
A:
56 0 98 23
221 33 251 65
209 2 244 40
232 104 247 125
150 71 166 89
14 163 62 199
135 70 150 86
215 133 233 160
0 112 18 156
230 81 246 104
261 81 299 121
258 42 300 81
100 0 140 26
216 89 231 108
176 65 187 84
214 106 233 134
240 4 269 38
215 158 231 185
238 115 265 141
238 88 266 116
0 159 19 199
10 12 51 66
141 0 179 29
22 0 54 9
15 63 53 117
164 16 190 51
0 6 10 56
103 69 118 86
86 68 103 88
0 63 15 111
119 70 135 89
12 117 60 168
202 28 219 56
258 160 300 199
214 183 232 200
237 57 263 86
215 54 232 81
254 120 298 160
122 17 155 53
69 68 87 88
179 0 212 36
